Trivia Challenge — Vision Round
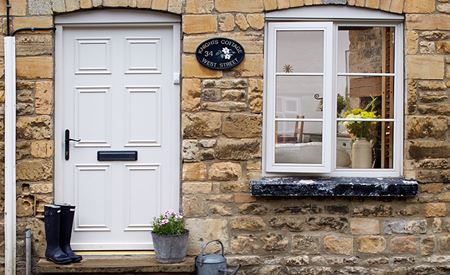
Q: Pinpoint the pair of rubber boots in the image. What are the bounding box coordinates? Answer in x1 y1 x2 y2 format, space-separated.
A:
44 204 83 264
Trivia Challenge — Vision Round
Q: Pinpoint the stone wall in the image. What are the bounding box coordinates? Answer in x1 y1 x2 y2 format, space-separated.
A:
0 0 448 274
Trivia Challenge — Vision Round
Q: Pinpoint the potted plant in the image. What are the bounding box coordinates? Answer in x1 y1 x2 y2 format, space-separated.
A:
151 210 189 263
343 98 379 168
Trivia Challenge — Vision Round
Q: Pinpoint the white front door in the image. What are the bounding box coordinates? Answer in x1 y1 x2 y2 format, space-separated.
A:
55 24 180 250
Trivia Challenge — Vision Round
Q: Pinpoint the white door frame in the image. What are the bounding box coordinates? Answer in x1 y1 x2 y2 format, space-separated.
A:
54 9 181 224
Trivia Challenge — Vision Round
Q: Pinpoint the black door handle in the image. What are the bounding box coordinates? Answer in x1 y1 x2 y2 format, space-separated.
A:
65 129 81 160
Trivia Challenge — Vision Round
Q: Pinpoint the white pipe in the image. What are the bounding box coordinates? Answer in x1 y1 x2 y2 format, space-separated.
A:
25 229 32 275
4 36 17 275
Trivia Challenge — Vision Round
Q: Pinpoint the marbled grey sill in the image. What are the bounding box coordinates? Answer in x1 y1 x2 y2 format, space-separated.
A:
251 177 418 197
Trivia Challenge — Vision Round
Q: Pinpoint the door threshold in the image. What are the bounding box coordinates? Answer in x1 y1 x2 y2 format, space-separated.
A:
76 250 155 256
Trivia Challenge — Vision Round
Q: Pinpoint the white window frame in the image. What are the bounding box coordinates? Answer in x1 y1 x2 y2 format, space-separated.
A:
263 7 404 177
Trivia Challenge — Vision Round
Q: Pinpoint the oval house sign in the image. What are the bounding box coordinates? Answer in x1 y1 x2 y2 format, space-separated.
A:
196 38 245 70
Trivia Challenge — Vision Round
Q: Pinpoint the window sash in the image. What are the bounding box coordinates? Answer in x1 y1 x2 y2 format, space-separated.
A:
264 21 404 177
265 22 333 173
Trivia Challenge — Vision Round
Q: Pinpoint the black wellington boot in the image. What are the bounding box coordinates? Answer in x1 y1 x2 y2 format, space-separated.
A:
44 205 72 264
59 204 83 263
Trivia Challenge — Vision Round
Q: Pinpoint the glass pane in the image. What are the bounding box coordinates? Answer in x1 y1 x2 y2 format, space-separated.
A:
277 30 324 73
338 26 395 74
275 121 323 164
336 121 394 169
337 76 394 119
276 76 323 119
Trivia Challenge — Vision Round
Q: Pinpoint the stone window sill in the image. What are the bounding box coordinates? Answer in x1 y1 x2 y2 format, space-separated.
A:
251 177 418 197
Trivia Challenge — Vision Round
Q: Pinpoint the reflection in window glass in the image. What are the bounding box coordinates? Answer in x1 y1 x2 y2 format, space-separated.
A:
336 76 395 119
276 76 323 119
338 26 395 74
275 121 323 164
276 30 324 73
336 121 394 169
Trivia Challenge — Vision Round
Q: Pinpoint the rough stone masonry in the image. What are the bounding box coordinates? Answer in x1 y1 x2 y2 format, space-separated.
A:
0 0 449 274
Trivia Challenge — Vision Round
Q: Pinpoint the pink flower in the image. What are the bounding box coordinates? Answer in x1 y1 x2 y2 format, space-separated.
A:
160 218 169 225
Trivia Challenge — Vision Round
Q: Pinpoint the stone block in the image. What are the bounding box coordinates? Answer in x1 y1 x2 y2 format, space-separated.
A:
230 235 261 254
223 114 262 138
202 101 247 112
390 236 418 254
203 78 248 89
384 220 427 234
289 0 304 7
182 112 222 138
209 204 232 216
80 0 94 9
350 218 380 234
0 0 27 15
235 14 249 31
136 0 152 8
424 203 448 217
292 234 320 254
421 236 435 256
35 81 53 115
17 196 35 217
264 0 278 10
182 55 222 78
230 216 266 231
408 140 450 160
404 0 435 13
51 0 66 12
261 233 289 251
406 14 450 30
65 0 80 11
357 236 386 253
249 78 263 113
182 79 201 111
232 54 264 77
16 159 52 181
215 138 260 160
168 0 183 13
406 55 444 80
218 14 235 32
182 196 207 217
152 0 168 10
29 0 53 15
406 116 448 139
17 56 53 79
182 182 212 194
183 15 217 34
17 115 52 139
16 34 53 56
417 103 450 115
437 3 450 14
239 203 268 215
421 31 449 41
389 0 404 13
365 0 379 9
31 140 53 158
182 162 207 181
185 218 228 255
323 235 353 255
208 162 242 181
185 0 214 13
437 41 450 54
216 0 264 12
247 14 265 30
222 89 246 101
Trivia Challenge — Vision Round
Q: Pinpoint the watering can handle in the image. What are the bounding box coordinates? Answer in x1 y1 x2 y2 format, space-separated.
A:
200 240 224 256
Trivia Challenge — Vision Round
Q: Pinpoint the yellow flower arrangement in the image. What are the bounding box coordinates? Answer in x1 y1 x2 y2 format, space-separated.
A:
343 98 379 140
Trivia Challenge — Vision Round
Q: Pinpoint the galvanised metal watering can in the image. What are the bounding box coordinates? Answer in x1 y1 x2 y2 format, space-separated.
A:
195 240 240 275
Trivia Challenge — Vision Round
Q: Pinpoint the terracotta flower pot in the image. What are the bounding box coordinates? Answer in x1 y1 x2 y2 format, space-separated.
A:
151 230 189 263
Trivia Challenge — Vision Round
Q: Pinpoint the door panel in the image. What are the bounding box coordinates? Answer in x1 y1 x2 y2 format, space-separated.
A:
56 25 180 250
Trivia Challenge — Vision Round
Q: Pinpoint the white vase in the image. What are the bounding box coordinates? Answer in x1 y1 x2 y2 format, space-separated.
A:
351 139 372 168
